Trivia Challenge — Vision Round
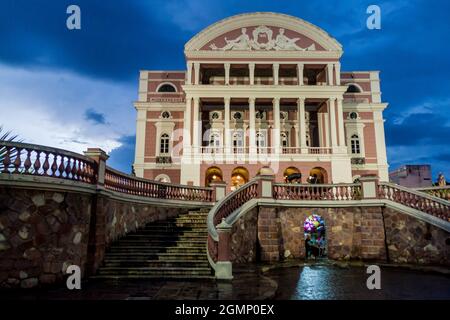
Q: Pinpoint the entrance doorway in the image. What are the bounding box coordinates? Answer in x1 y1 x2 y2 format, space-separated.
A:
308 167 328 184
205 166 223 186
230 167 249 191
304 214 326 259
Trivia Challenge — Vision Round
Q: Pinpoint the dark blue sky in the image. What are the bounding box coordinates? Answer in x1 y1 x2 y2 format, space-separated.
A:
0 0 449 181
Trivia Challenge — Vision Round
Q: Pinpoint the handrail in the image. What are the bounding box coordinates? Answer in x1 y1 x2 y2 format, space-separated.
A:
0 141 214 202
1 141 97 183
207 180 258 241
104 166 213 202
273 183 361 200
415 186 450 201
378 182 450 221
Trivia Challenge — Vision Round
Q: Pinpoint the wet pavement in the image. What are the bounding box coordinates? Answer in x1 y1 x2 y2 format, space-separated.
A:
0 265 277 300
1 262 449 300
267 264 450 300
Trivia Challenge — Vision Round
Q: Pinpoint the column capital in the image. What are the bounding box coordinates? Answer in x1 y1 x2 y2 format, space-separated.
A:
194 62 200 68
273 63 280 68
249 62 255 68
248 97 256 104
185 94 193 101
224 62 230 67
272 97 280 104
297 97 305 104
223 96 231 104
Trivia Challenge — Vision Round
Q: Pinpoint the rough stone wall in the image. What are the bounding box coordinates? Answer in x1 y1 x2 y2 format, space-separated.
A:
0 186 192 288
230 207 258 263
0 187 91 288
231 205 449 265
384 208 450 266
256 206 386 262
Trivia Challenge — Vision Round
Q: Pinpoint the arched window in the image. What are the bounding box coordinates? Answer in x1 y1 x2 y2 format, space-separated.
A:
281 132 289 148
155 174 171 183
350 134 360 154
346 84 361 93
209 132 220 148
232 131 244 153
157 83 176 92
160 133 170 154
256 131 266 148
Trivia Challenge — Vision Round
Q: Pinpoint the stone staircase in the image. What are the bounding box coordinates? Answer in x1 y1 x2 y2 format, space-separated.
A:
94 208 213 279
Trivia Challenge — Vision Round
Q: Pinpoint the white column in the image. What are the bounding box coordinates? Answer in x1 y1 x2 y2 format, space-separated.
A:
224 97 231 154
186 62 192 85
183 95 192 154
334 62 341 85
374 110 389 181
249 63 255 85
273 63 279 85
194 63 200 85
249 97 256 154
192 97 200 154
336 97 346 148
297 63 304 85
329 98 338 149
294 125 299 148
318 113 323 148
273 97 280 153
298 98 307 152
134 107 147 177
224 63 230 85
327 63 334 86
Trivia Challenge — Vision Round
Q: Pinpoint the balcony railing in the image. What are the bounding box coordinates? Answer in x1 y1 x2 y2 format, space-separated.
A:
104 166 213 202
0 141 213 202
0 141 97 183
200 146 332 155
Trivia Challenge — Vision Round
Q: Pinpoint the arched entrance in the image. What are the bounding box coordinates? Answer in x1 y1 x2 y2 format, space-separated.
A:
230 167 249 191
283 167 301 183
304 214 326 259
308 167 328 184
205 166 223 186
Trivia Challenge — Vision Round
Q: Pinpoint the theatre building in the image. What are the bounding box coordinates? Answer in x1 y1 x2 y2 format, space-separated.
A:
133 12 389 190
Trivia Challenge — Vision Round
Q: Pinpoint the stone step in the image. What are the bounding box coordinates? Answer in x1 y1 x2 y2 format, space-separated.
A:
97 267 212 276
157 253 207 260
95 208 212 280
102 260 209 268
107 246 206 252
104 253 207 260
126 232 207 238
91 274 214 280
141 226 206 231
148 222 207 228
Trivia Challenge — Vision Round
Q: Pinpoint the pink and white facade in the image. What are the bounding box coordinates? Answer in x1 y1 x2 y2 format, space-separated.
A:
133 12 389 189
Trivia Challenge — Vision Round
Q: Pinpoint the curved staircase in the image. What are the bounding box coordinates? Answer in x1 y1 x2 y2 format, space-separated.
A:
94 208 213 279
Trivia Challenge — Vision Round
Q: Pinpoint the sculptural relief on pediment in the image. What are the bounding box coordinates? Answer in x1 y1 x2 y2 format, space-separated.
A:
205 26 322 51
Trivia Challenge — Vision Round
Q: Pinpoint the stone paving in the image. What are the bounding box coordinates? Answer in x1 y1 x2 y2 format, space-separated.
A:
0 265 277 300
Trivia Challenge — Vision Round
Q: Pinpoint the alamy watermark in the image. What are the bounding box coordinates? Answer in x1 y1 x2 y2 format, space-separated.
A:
366 265 381 289
66 5 81 30
367 5 381 30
